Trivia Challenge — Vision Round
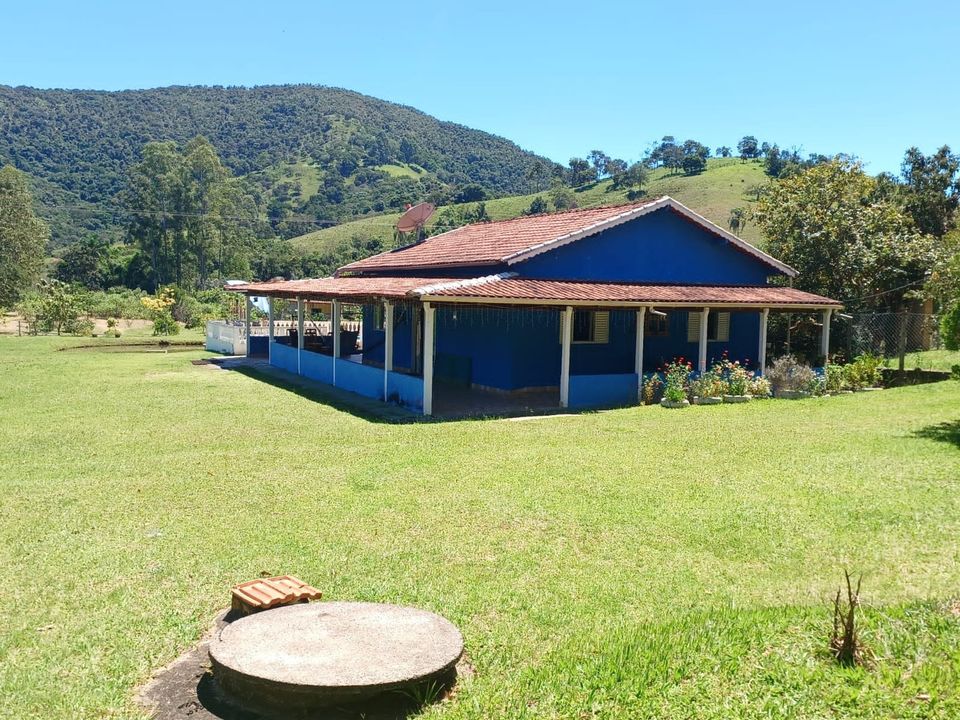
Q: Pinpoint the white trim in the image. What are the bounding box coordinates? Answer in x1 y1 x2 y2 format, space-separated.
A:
821 308 833 359
244 295 252 358
501 196 798 277
422 302 435 416
296 296 305 375
698 307 709 373
267 298 274 363
332 300 341 385
417 293 839 311
412 273 518 296
635 306 647 401
559 306 573 408
383 300 394 401
759 308 769 374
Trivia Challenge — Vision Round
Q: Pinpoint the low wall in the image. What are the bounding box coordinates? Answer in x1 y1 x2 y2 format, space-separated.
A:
388 371 423 412
569 373 639 409
335 359 384 401
301 349 334 385
270 342 299 374
205 321 247 355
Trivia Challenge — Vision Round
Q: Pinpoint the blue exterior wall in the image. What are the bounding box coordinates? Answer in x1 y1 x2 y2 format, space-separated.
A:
335 358 384 400
514 208 773 284
569 374 638 408
387 371 423 411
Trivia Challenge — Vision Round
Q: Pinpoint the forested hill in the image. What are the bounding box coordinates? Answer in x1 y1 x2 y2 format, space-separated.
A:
0 84 557 245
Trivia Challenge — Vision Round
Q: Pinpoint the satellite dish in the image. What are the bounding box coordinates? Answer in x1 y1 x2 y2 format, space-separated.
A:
395 202 435 242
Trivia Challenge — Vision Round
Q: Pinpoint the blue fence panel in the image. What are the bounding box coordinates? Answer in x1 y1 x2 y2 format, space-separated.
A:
569 373 638 409
388 371 423 412
270 342 299 374
335 359 385 400
300 349 334 384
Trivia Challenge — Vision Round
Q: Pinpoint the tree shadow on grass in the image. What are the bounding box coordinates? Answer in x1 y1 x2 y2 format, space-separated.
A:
912 420 960 449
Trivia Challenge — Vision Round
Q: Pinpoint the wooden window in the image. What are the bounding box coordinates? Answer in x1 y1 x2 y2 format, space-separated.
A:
644 312 669 337
564 310 609 344
687 311 730 342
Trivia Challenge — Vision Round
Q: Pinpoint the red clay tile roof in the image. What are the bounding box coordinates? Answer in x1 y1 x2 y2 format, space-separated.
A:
228 274 841 308
338 199 663 273
337 196 797 277
416 275 842 308
228 276 458 301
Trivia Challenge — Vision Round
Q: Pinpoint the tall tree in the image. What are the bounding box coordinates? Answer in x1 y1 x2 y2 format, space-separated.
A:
567 157 596 187
181 136 229 288
55 234 110 289
587 150 611 178
753 159 938 310
737 136 760 161
899 145 960 237
126 142 183 290
0 166 48 307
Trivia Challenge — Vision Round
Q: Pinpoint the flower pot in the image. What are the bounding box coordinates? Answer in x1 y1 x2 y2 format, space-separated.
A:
722 395 752 403
693 396 723 405
660 398 690 409
776 389 810 400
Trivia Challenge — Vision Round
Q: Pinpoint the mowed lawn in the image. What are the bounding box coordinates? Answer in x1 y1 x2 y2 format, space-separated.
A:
2 337 960 719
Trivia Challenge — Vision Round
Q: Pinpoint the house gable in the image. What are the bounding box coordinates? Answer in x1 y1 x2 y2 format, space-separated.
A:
512 207 776 285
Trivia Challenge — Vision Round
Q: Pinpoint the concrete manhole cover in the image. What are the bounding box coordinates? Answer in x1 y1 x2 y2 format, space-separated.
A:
209 602 464 713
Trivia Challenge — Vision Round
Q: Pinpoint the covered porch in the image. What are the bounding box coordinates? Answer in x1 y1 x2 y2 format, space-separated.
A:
230 277 841 417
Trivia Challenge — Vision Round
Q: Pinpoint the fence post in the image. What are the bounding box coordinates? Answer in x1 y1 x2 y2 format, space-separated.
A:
898 308 908 371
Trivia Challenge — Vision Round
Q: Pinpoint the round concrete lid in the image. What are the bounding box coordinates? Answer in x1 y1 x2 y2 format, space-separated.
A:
209 602 463 709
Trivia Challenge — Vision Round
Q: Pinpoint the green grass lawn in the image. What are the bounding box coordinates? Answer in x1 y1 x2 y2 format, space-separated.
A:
289 158 770 256
2 336 960 718
883 349 960 372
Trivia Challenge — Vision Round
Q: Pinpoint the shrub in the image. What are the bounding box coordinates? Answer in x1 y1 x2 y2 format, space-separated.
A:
70 318 96 337
748 376 771 398
824 363 848 393
690 369 725 399
642 374 664 405
663 359 692 402
142 288 180 336
845 353 883 390
941 301 960 351
151 311 180 336
765 355 816 395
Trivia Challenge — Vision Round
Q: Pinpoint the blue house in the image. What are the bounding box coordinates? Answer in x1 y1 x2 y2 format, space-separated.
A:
233 197 841 415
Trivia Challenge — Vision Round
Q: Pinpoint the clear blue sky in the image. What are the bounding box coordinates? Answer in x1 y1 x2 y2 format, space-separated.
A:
4 0 957 174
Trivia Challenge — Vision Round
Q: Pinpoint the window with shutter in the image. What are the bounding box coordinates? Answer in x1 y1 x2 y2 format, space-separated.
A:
562 310 610 344
688 311 730 342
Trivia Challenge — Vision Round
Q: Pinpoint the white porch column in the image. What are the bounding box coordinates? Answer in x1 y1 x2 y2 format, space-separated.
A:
383 300 394 401
698 307 710 373
820 308 833 361
560 306 573 408
331 299 341 385
244 295 252 357
422 302 436 416
296 296 305 375
267 297 274 364
634 306 647 402
758 308 769 375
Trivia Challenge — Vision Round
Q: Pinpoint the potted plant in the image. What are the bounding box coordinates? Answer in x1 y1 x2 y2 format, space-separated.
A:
690 368 724 405
722 360 753 403
825 362 852 395
766 355 815 399
748 376 771 398
660 359 692 408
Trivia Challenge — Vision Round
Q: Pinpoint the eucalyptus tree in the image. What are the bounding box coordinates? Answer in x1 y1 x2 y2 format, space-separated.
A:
0 166 48 307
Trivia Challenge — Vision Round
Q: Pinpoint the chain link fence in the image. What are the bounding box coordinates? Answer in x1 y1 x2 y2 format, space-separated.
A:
766 312 945 368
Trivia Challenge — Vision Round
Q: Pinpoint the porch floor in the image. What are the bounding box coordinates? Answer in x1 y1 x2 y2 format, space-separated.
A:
432 381 561 419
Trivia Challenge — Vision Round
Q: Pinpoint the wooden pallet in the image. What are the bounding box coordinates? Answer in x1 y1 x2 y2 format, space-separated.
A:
231 575 322 615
